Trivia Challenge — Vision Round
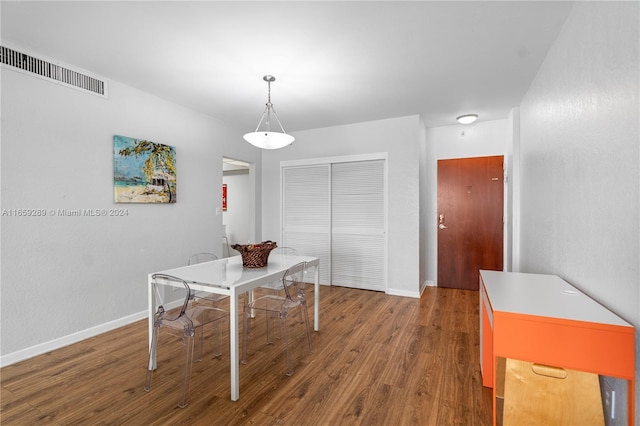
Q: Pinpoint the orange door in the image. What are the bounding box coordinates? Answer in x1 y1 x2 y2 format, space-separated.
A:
437 156 503 290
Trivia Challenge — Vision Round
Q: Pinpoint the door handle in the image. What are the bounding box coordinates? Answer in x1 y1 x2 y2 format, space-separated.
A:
439 214 447 229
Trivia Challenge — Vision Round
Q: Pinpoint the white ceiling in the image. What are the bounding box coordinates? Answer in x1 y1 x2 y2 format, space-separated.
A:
1 1 574 131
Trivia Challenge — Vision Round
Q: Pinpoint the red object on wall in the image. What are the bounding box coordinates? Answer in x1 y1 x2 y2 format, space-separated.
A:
222 184 227 211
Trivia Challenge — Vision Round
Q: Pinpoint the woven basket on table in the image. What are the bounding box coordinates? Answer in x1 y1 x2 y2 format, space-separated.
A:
231 241 277 268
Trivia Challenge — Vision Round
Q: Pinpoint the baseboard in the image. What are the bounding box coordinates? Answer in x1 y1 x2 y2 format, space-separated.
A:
419 280 436 295
0 310 148 367
387 288 421 298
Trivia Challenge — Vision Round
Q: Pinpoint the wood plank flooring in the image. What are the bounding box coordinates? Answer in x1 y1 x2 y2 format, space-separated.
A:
1 286 492 425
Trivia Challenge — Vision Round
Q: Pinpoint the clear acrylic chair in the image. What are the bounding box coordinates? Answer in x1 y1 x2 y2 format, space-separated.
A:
273 247 297 255
260 247 297 293
145 273 227 408
186 253 229 361
242 262 313 376
187 252 218 265
247 246 298 340
187 253 229 305
266 247 309 301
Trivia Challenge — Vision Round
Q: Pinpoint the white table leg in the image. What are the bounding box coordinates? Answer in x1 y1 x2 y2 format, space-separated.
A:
230 287 239 401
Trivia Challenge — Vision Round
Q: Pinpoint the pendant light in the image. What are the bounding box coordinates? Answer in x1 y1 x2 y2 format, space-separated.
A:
243 75 294 149
456 114 478 124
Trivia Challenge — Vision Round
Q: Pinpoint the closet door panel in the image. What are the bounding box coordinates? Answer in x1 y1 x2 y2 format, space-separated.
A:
282 230 330 284
282 165 331 284
331 233 385 291
283 165 330 228
331 160 386 291
332 161 385 229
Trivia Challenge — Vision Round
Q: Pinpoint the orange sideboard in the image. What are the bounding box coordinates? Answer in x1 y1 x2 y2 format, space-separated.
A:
479 270 635 425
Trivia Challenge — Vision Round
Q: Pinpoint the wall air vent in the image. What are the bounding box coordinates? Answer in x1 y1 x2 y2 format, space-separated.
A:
0 45 108 98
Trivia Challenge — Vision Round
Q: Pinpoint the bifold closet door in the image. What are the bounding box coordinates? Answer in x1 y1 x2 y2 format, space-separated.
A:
282 165 331 284
282 158 386 291
331 160 385 291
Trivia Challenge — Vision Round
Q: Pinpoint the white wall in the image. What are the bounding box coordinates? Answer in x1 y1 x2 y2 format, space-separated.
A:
0 65 262 364
505 107 520 273
261 116 421 297
518 1 639 419
422 119 508 286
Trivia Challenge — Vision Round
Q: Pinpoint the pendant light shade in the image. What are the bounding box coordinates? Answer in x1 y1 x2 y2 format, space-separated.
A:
243 75 294 149
456 114 478 124
243 131 295 150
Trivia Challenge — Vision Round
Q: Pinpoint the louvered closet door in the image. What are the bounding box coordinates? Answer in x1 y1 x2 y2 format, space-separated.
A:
331 160 385 291
282 165 331 284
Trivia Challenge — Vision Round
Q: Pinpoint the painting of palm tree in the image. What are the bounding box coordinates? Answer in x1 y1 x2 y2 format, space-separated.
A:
113 135 177 203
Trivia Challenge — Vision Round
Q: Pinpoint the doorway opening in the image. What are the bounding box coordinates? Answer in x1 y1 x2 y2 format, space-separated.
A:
223 157 254 257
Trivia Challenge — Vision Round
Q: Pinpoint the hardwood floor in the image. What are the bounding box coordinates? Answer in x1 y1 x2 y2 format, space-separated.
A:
1 286 492 425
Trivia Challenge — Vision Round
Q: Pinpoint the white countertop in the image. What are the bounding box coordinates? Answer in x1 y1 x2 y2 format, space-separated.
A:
480 270 631 327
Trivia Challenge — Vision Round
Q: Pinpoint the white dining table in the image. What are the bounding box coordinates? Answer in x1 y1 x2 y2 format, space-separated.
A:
147 253 320 401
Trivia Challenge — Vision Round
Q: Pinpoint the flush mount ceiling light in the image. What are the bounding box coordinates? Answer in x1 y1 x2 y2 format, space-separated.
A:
456 114 478 124
243 75 294 150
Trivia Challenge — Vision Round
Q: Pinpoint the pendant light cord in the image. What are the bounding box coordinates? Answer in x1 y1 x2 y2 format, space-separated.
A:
248 75 290 136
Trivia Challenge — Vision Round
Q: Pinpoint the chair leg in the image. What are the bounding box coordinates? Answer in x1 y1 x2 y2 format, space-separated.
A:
246 290 256 318
241 306 250 364
211 320 223 358
144 325 160 392
178 333 195 408
196 328 205 362
280 315 293 376
265 310 273 344
269 309 283 341
281 305 313 377
301 303 314 354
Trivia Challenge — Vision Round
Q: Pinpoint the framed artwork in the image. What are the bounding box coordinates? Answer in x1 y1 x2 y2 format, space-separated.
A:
222 184 227 211
113 135 177 203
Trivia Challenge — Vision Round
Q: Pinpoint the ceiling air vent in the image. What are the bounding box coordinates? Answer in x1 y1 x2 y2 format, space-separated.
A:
0 45 108 98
